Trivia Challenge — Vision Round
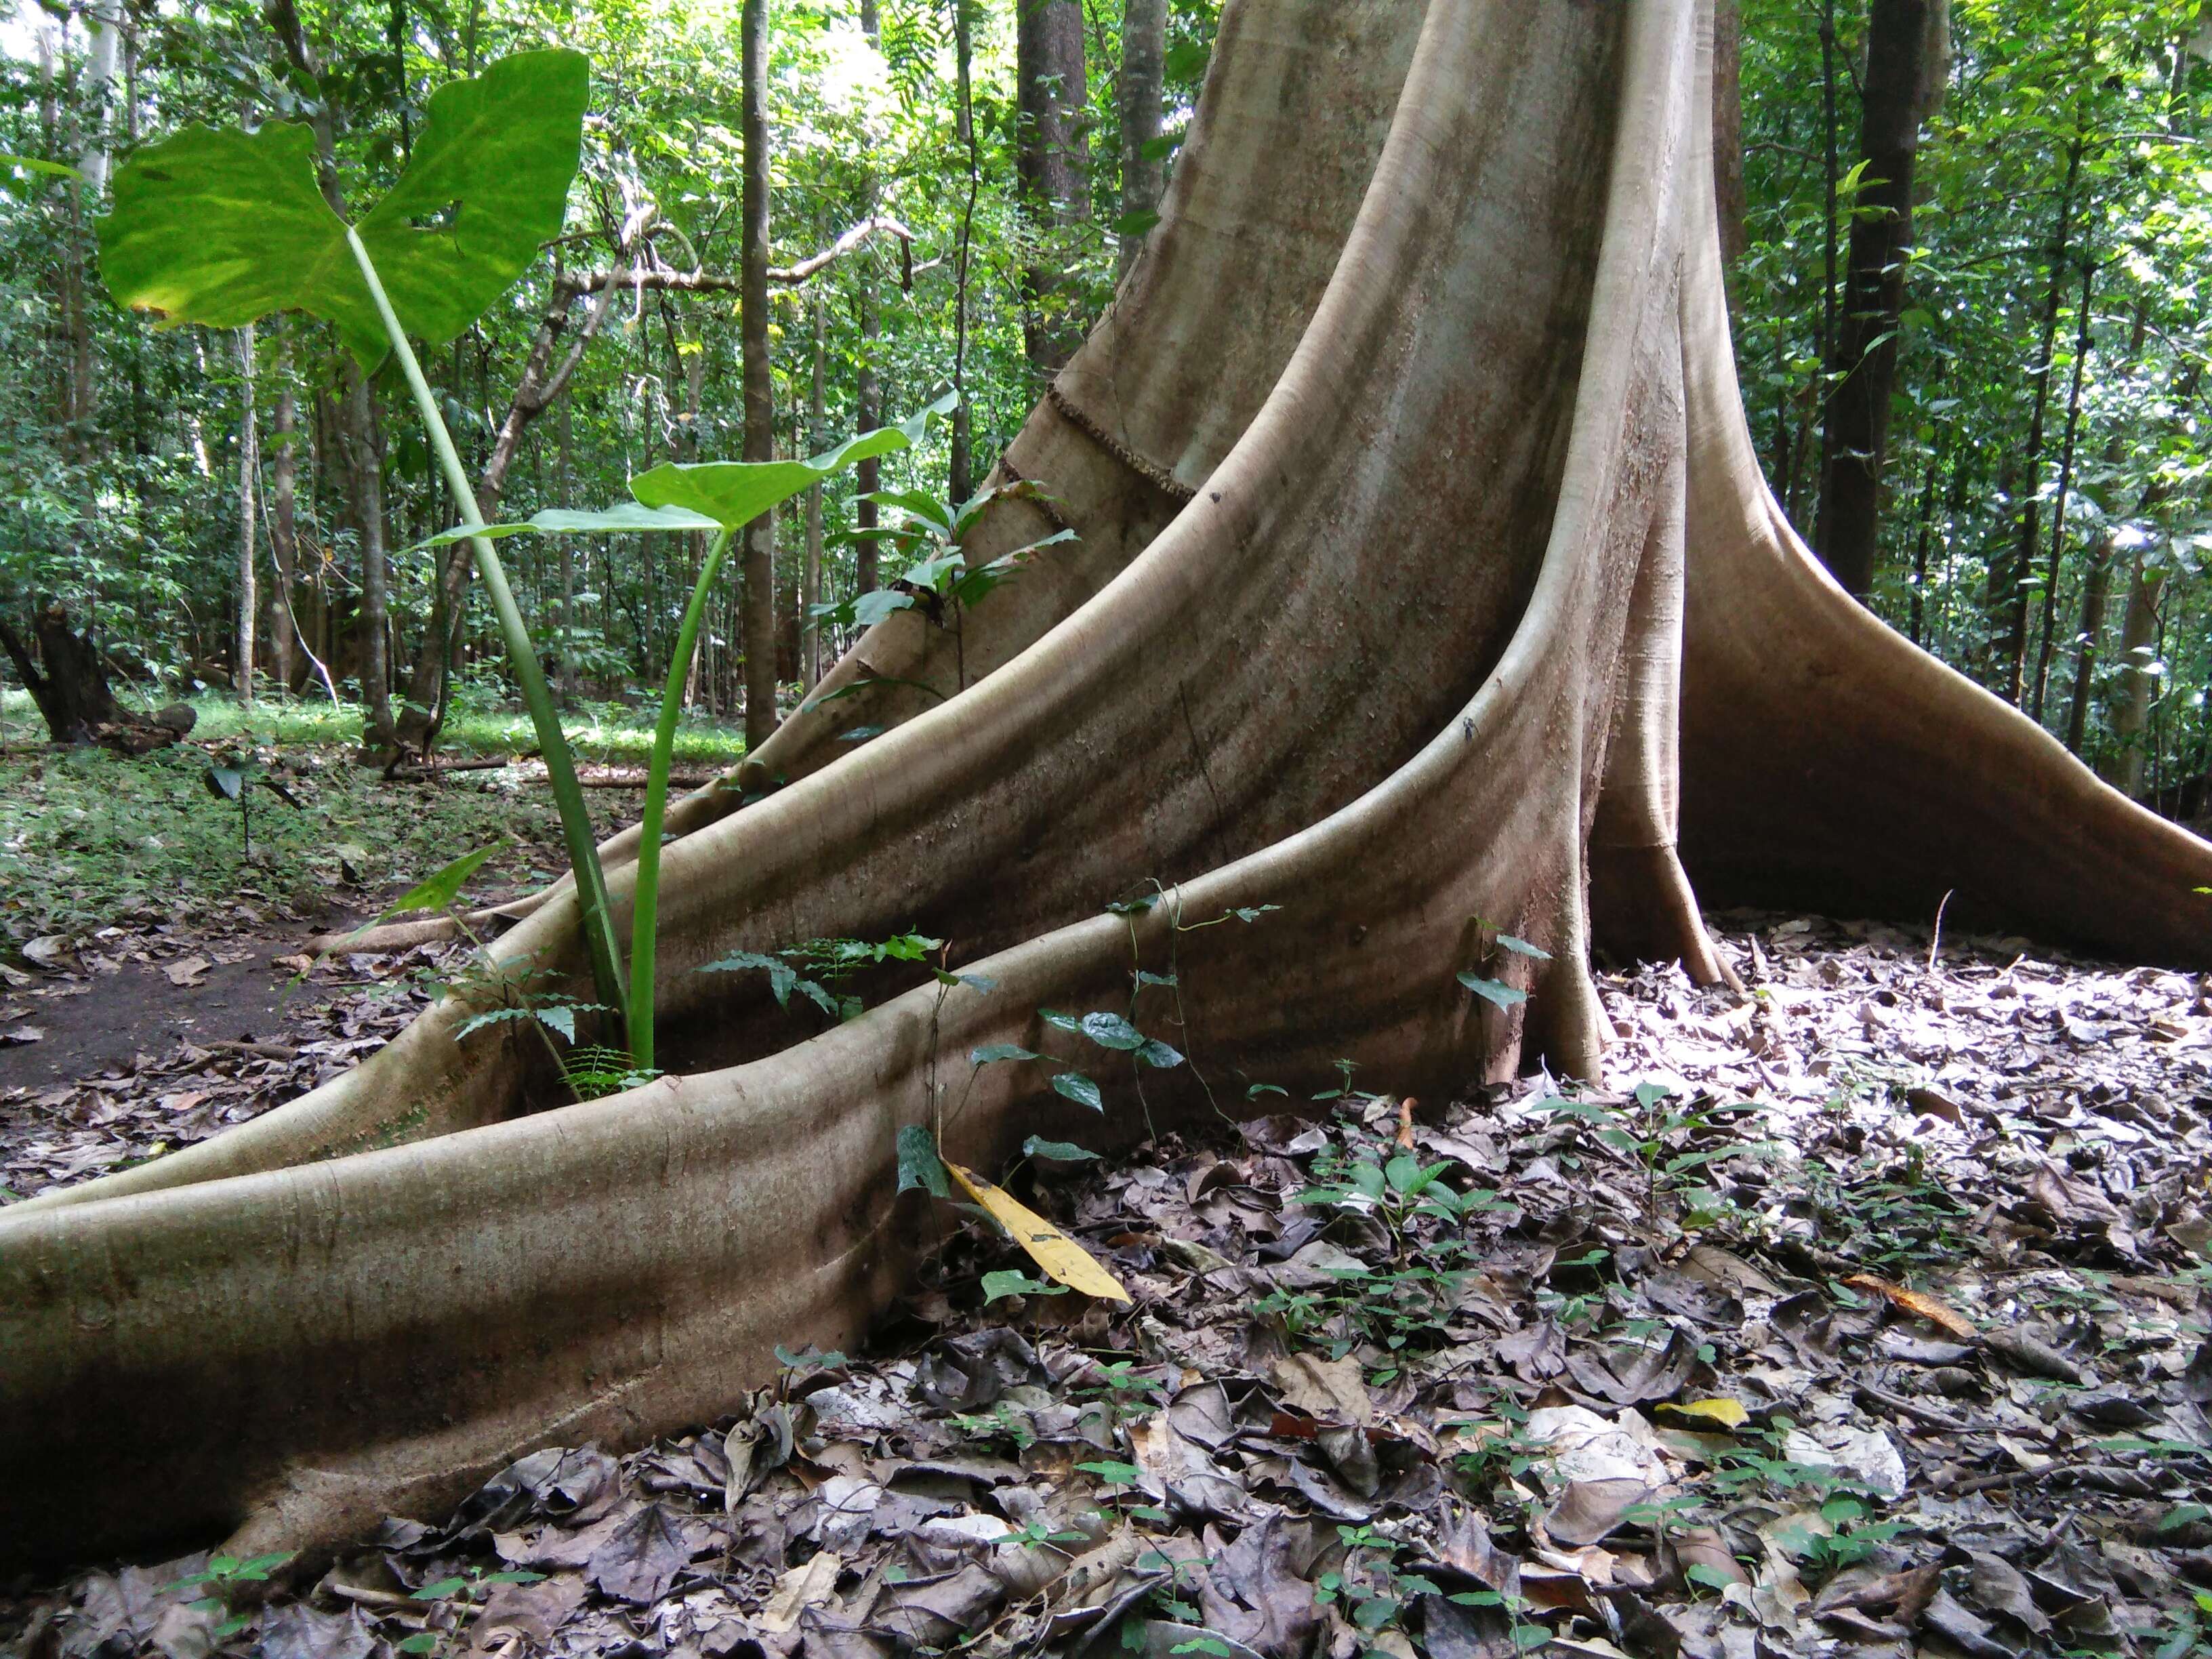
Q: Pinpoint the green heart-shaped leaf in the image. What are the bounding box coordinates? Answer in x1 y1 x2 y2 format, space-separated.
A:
100 49 587 369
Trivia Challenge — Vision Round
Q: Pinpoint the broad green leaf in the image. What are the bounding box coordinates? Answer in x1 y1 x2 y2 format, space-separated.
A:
100 50 586 369
1080 1011 1147 1051
535 1005 577 1044
1037 1008 1086 1033
409 502 719 551
1022 1136 1099 1162
353 50 589 355
896 1124 951 1197
1052 1071 1105 1111
1134 1038 1185 1069
970 1043 1040 1066
1495 933 1553 960
375 843 500 919
1457 972 1527 1009
631 392 957 529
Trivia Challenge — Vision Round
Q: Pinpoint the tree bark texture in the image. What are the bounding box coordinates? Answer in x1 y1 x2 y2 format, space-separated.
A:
1017 0 1090 378
1118 0 1169 282
0 600 192 752
8 0 2212 1573
741 0 779 750
265 326 300 693
235 325 259 708
1813 0 1929 597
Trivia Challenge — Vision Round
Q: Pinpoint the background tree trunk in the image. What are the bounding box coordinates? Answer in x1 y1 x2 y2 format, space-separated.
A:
2065 529 2114 755
234 325 258 708
854 280 882 595
1813 0 1930 596
2029 260 2095 723
741 0 779 750
1118 0 1168 282
264 326 299 694
2110 549 2165 798
1017 0 1090 380
0 601 192 751
1710 0 1746 268
1996 128 2086 705
340 372 397 750
803 295 826 692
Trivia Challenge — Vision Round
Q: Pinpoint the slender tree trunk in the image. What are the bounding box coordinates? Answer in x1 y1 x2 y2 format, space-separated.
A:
855 281 882 596
2065 531 2114 756
265 324 298 693
235 325 259 709
1017 0 1092 379
555 401 578 703
1814 0 1931 596
1997 127 2086 707
859 0 878 38
2029 259 2095 724
950 0 978 504
741 0 779 750
1711 0 1746 268
1118 0 1168 282
803 296 826 693
342 372 397 750
1906 447 1939 645
1813 0 1839 535
2110 549 2165 798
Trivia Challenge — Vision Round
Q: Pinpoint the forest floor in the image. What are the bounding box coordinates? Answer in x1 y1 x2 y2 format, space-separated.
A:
2 861 2210 1658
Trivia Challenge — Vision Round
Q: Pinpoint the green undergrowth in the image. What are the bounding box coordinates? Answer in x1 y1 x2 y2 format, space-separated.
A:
0 736 640 939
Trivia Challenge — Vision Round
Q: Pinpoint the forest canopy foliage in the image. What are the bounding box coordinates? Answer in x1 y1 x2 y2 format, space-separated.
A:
0 0 2208 818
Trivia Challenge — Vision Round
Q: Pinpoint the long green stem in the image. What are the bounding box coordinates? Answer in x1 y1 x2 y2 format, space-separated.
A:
630 526 736 1072
344 226 629 1038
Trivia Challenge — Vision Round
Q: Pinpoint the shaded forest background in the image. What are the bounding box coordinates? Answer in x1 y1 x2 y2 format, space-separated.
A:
1 0 2210 815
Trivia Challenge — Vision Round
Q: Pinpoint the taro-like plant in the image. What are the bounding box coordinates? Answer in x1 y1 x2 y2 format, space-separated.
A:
102 48 952 1072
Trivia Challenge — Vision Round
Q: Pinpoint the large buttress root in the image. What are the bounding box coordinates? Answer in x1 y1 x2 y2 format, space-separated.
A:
5 0 2209 1572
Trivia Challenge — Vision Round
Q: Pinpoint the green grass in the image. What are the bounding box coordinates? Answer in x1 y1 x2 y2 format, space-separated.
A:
0 682 748 939
3 685 748 768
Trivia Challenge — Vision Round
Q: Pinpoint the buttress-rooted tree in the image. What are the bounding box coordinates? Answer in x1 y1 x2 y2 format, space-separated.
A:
5 0 2209 1570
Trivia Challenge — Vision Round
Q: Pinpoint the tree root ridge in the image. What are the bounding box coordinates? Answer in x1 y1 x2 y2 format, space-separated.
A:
5 0 2209 1571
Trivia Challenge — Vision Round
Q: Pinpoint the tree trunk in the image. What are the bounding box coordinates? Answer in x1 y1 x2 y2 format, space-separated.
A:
803 295 826 692
264 325 299 695
741 0 779 750
2064 529 2114 756
2029 260 2095 724
1996 129 2087 706
854 280 882 595
1710 0 1745 268
12 0 2212 1574
0 600 192 752
1118 0 1168 282
340 371 397 751
1812 0 1930 597
1017 0 1090 379
2109 549 2165 798
235 325 259 709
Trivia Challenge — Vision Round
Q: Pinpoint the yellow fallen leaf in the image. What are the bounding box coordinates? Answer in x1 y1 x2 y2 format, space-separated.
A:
1843 1273 1978 1343
1658 1397 1748 1430
946 1161 1132 1303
